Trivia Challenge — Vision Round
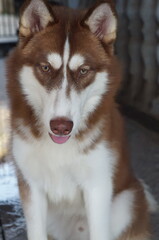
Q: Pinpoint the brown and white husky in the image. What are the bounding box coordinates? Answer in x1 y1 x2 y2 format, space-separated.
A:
6 0 156 239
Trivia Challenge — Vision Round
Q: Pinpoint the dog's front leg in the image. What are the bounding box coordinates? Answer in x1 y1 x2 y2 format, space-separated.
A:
21 184 48 240
83 168 113 240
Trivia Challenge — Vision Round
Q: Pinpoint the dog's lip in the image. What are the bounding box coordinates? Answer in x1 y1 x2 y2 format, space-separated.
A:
49 133 70 144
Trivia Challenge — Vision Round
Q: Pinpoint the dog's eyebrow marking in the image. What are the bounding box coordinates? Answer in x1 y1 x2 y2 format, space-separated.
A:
69 54 85 71
47 53 62 69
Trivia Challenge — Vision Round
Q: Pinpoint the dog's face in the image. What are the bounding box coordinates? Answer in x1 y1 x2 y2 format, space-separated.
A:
8 0 118 144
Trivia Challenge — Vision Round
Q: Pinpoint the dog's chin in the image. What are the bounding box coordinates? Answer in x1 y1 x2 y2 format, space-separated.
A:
49 133 70 144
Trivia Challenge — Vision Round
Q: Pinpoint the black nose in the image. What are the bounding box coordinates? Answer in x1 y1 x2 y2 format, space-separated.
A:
50 118 73 136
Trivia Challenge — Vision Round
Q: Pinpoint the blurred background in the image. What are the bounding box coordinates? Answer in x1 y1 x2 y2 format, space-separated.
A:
0 0 159 239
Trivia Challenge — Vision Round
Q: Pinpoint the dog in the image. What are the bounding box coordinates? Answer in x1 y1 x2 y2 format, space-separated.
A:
6 0 156 239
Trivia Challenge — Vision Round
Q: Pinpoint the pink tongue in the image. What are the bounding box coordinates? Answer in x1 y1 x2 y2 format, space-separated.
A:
49 134 70 144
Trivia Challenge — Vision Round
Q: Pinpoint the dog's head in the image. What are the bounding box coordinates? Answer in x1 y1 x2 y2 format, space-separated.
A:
7 0 120 144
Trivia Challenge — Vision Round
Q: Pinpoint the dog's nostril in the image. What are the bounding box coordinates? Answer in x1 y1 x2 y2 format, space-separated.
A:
53 128 59 135
50 118 73 136
64 129 69 135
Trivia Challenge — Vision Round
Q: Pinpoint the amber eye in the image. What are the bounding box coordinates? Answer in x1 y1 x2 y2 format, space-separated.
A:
79 66 90 76
40 63 50 72
80 69 88 75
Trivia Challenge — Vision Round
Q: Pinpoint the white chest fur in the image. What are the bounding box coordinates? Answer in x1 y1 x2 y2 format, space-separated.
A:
12 132 116 203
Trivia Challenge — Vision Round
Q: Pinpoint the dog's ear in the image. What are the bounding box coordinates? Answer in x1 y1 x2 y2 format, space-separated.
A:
81 1 117 44
19 0 55 37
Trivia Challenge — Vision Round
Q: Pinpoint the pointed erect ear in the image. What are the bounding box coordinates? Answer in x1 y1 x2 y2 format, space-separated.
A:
19 0 55 37
82 1 117 44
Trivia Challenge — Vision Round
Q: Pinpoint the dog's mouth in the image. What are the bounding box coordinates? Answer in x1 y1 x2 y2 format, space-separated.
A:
49 133 70 144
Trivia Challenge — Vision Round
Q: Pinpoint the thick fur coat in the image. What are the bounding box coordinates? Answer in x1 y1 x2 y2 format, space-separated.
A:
6 0 156 240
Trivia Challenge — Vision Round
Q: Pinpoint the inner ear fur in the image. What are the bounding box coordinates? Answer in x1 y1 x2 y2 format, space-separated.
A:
19 0 56 38
81 0 117 44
